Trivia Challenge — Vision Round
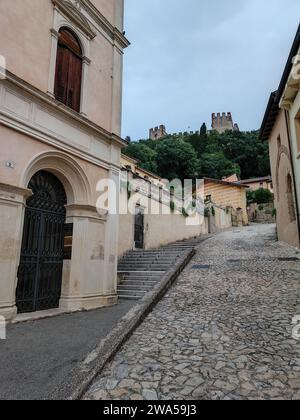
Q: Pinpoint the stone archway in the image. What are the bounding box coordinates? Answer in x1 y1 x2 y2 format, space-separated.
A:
16 170 67 313
16 151 94 314
22 151 91 206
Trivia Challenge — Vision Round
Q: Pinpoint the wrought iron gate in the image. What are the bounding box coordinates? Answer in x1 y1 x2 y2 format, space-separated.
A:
16 171 67 313
134 208 144 249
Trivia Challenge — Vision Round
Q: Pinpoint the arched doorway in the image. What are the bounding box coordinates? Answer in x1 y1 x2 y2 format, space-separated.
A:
16 171 67 313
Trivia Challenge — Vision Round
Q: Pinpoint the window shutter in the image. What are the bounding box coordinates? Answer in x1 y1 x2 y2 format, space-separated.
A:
67 53 82 113
54 45 69 104
54 28 82 112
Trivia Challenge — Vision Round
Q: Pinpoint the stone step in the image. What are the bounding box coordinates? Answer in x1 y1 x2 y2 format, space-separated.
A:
119 273 162 278
162 243 194 246
161 246 196 250
119 261 170 265
119 271 162 276
118 294 141 301
120 280 159 286
121 253 179 258
117 289 145 297
120 257 177 264
119 277 162 283
120 259 173 264
121 252 182 258
118 271 164 276
117 236 205 301
118 265 170 270
119 265 170 275
124 249 183 254
118 284 153 291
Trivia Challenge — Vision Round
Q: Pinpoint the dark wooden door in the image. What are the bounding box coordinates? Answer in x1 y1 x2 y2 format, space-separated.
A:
16 171 67 313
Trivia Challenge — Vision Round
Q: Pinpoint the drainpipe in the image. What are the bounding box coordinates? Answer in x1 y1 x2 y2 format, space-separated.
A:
284 109 300 245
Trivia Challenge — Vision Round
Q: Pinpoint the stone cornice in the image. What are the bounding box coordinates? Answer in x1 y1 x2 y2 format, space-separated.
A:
79 0 130 48
3 71 127 149
280 48 300 110
51 0 130 49
0 183 32 197
66 204 107 221
52 0 97 39
0 183 32 204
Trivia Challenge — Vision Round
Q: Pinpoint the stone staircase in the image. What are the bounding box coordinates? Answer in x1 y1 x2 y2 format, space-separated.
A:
117 237 207 301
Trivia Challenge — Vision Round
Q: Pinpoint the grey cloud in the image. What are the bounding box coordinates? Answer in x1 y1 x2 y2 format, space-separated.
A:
122 0 299 140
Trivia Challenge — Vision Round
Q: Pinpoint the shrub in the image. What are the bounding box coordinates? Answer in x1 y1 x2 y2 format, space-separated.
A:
247 188 273 205
254 188 273 204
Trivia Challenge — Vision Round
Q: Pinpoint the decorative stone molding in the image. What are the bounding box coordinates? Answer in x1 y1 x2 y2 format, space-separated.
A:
275 145 292 201
0 74 126 172
280 49 300 110
0 183 32 205
66 204 107 221
48 2 93 114
22 151 92 206
52 0 97 39
79 0 130 49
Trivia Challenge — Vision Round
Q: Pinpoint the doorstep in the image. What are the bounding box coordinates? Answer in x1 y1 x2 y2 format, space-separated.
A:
12 308 80 324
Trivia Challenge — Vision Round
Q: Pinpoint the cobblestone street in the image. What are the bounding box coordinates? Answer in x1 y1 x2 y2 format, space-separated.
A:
84 224 300 401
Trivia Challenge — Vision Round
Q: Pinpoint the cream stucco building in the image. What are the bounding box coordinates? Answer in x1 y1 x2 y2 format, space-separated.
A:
238 176 273 193
260 24 300 248
0 0 129 321
204 178 249 226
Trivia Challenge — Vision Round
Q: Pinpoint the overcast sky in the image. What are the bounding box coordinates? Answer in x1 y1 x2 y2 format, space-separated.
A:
121 0 299 141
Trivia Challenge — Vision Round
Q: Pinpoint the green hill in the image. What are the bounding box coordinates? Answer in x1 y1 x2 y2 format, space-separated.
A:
123 127 270 181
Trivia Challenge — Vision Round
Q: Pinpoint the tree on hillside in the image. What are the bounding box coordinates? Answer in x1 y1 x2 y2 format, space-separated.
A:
200 123 207 137
199 152 241 179
121 127 270 181
187 123 209 157
156 139 200 180
123 143 158 173
186 133 207 157
218 130 270 179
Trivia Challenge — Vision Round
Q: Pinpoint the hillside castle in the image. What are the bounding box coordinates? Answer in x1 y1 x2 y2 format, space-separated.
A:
212 112 239 134
149 112 239 139
149 125 167 140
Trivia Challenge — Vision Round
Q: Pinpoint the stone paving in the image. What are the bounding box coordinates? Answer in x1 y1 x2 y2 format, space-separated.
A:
84 224 300 401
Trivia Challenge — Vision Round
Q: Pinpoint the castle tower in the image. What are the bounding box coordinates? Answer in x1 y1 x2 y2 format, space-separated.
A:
212 112 239 134
149 125 167 140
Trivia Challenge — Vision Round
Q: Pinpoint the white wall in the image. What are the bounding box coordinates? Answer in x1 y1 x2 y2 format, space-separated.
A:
118 178 232 256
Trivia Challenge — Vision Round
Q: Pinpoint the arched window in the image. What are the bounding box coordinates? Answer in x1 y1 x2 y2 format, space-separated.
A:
287 173 296 222
54 28 82 112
